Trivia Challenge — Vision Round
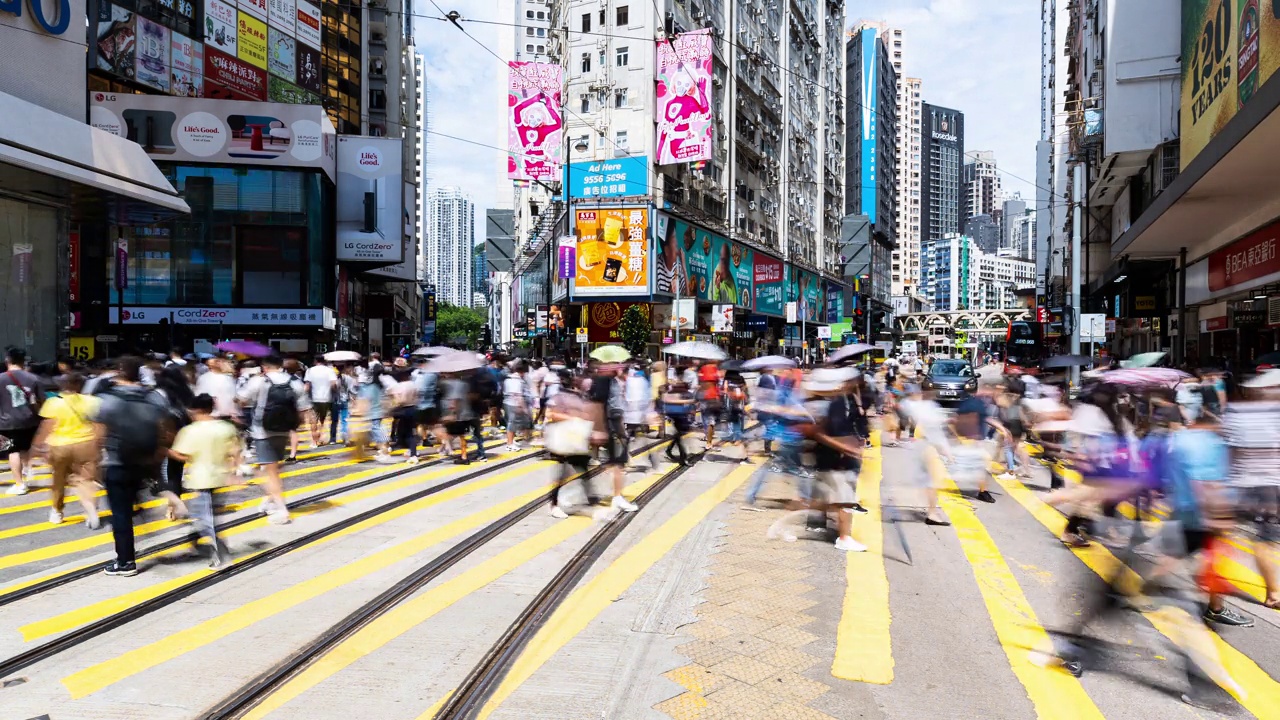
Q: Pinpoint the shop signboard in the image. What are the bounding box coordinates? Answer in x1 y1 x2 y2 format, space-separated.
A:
294 0 321 49
587 301 647 342
1181 0 1280 168
1205 315 1230 331
110 306 334 328
268 0 295 33
556 235 576 279
571 208 650 297
267 27 296 82
1234 310 1266 326
90 93 336 179
817 326 832 339
744 314 768 330
711 304 733 333
568 155 649 198
134 16 171 93
237 11 268 69
295 43 320 93
753 253 785 316
653 212 752 309
785 268 823 323
203 0 237 56
786 301 797 323
202 46 267 100
170 33 204 98
335 136 404 263
1208 218 1280 291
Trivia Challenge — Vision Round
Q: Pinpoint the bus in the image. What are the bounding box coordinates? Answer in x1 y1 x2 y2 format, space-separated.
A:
1004 321 1046 374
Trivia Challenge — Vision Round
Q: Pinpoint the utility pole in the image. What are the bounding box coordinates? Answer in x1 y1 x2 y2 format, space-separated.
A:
1069 163 1083 385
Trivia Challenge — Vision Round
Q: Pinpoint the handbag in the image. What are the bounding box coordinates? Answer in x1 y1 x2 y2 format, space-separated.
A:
544 417 593 456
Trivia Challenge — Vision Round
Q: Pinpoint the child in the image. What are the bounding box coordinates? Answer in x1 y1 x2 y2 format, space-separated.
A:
169 393 239 568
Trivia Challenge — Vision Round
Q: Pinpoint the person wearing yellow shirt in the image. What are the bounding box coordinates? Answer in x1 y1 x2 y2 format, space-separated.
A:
34 373 102 527
169 393 240 568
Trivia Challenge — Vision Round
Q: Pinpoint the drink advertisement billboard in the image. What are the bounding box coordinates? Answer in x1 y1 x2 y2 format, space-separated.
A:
652 212 752 309
571 208 650 296
336 136 404 263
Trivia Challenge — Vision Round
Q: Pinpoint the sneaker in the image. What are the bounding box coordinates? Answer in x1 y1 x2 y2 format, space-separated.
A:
85 515 101 530
835 537 867 552
48 509 64 525
997 472 1015 481
375 453 395 464
258 497 276 516
612 496 638 513
267 508 292 525
593 506 619 522
405 456 420 465
977 490 996 503
6 482 29 496
549 504 569 519
104 561 138 577
1204 606 1255 627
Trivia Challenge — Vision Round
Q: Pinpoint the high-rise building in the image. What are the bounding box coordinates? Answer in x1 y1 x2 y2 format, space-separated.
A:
898 77 924 295
923 233 1035 311
963 150 1001 222
1037 0 1071 305
1009 210 1037 261
920 104 965 251
1000 192 1027 253
964 214 1001 254
428 187 476 307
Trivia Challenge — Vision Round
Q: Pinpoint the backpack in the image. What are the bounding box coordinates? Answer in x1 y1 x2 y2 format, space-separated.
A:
471 369 499 406
259 376 300 433
111 390 163 465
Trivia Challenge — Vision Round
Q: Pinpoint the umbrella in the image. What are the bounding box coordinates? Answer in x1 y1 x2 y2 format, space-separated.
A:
590 345 632 363
1119 351 1168 369
1099 367 1191 388
720 359 746 372
826 343 878 365
425 351 486 373
215 340 274 358
743 355 797 371
665 341 727 360
1041 354 1097 369
411 346 455 357
324 350 362 363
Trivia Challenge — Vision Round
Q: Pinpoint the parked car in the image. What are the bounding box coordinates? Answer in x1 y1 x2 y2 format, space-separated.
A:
923 359 978 404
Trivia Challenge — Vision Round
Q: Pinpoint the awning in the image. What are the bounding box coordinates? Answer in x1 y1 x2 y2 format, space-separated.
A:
0 91 189 215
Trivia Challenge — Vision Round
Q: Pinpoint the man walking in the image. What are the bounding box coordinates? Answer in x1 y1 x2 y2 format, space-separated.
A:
237 355 312 524
304 356 337 445
0 349 44 495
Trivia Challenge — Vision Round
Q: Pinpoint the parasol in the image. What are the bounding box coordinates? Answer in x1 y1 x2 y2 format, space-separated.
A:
590 345 632 363
665 341 727 360
215 340 274 358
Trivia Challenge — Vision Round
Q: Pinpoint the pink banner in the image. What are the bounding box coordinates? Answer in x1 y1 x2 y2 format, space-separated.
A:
656 29 713 165
507 62 563 181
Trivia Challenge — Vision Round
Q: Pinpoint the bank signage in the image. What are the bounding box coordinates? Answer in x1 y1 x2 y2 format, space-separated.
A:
1207 218 1280 291
109 306 335 328
336 136 405 263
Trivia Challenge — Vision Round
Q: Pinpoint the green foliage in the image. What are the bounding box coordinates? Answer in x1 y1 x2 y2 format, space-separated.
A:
619 304 650 359
435 303 486 348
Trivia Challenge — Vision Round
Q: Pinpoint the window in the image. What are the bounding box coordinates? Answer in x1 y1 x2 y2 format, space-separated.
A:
599 9 604 24
616 46 629 66
599 50 605 67
526 43 535 52
616 5 628 25
526 26 534 36
615 130 629 149
614 89 627 107
581 12 590 32
581 53 591 72
580 94 590 112
536 44 544 53
536 10 544 19
596 133 606 149
526 10 533 18
536 27 545 37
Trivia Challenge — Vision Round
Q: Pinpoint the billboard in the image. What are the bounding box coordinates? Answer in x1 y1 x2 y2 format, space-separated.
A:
859 26 878 224
655 29 713 165
89 93 336 180
171 33 204 98
785 268 824 323
753 253 785 316
267 27 296 81
204 46 267 101
568 155 649 198
826 282 844 323
295 44 321 93
204 0 237 56
95 4 137 78
135 17 171 93
652 212 753 309
268 76 318 105
237 11 268 69
572 208 650 296
295 0 321 49
1180 0 1280 168
268 0 296 33
336 137 405 263
240 0 268 20
507 62 563 181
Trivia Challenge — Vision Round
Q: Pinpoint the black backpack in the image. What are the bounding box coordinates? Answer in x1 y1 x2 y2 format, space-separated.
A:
260 376 300 433
112 390 162 465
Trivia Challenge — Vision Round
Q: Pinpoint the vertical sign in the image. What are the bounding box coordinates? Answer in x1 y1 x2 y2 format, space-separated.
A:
655 29 713 165
68 231 80 302
786 301 797 323
507 62 563 181
860 26 878 224
557 235 577 279
115 238 129 290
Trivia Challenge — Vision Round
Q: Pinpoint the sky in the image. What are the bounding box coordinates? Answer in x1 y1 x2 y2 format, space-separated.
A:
415 0 1042 217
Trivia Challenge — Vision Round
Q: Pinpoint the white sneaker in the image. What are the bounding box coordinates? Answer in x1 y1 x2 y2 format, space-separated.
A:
375 453 395 464
48 509 63 525
997 472 1015 481
405 456 420 465
237 464 255 477
549 504 569 519
85 515 101 530
268 508 291 525
6 482 29 496
835 537 867 552
593 506 619 522
611 496 638 513
258 497 276 516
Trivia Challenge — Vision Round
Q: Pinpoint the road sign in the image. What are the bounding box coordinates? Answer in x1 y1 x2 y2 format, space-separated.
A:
95 334 118 343
785 302 797 323
576 327 588 343
816 326 831 339
901 340 918 354
1080 313 1107 343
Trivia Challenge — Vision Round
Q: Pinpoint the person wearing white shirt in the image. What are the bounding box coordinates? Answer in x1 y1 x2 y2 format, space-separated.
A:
236 356 312 524
195 357 239 421
304 357 338 444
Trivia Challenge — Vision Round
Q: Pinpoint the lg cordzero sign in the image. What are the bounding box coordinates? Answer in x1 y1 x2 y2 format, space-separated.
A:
89 92 336 180
336 136 404 264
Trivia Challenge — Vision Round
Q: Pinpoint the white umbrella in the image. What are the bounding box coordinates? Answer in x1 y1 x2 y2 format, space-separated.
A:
425 351 486 373
743 355 797 371
411 346 456 357
827 343 879 365
323 350 362 362
665 341 728 360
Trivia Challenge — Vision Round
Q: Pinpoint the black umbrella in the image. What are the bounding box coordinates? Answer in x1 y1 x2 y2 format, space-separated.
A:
1041 354 1097 370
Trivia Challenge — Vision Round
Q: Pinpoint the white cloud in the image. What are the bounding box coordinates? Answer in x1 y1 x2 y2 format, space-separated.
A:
853 0 1042 200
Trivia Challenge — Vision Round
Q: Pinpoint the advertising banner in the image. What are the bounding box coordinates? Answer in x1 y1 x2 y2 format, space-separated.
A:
507 62 563 181
295 0 321 49
557 236 577 279
170 34 204 98
752 253 785 316
268 0 296 33
135 17 171 93
786 301 796 323
115 238 128 290
655 29 713 165
267 27 296 81
586 301 648 342
237 11 268 69
203 0 237 56
109 306 333 327
784 268 823 323
652 299 696 331
295 44 321 93
95 4 137 78
826 282 844 323
203 46 267 100
859 26 878 224
711 304 733 333
1208 217 1280 290
336 136 404 263
572 208 649 296
240 0 268 20
1181 0 1280 168
90 93 336 179
568 155 649 198
652 212 752 308
268 76 317 105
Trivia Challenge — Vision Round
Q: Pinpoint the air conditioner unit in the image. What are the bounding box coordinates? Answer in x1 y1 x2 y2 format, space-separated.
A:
712 76 722 87
749 201 758 211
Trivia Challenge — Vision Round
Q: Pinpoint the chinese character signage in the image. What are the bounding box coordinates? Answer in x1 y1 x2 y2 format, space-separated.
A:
109 306 334 327
507 62 563 181
203 0 237 56
294 0 321 49
1208 217 1280 291
752 253 785 316
826 282 844 323
295 43 321 93
203 46 267 100
653 212 753 309
557 236 577 279
170 33 204 98
268 0 295 33
267 27 296 81
655 29 713 165
568 155 648 198
240 0 267 20
572 208 649 297
237 11 268 69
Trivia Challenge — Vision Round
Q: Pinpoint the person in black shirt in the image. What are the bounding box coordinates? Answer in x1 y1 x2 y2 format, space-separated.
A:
1 349 45 495
588 365 637 513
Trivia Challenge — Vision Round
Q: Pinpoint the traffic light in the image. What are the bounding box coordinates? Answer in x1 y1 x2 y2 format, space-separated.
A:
482 324 493 347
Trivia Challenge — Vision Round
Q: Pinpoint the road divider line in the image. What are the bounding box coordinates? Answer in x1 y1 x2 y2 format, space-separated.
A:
60 459 555 699
463 460 759 719
832 433 893 684
995 473 1280 719
933 457 1105 720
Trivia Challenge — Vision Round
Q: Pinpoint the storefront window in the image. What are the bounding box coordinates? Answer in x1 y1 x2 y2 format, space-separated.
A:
0 199 58 359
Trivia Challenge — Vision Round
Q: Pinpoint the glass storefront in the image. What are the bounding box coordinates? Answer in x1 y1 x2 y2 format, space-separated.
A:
0 198 59 358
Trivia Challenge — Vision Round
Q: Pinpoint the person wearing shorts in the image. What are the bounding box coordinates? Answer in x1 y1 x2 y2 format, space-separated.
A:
697 362 722 446
237 356 311 524
1223 370 1280 610
0 349 45 495
35 372 101 527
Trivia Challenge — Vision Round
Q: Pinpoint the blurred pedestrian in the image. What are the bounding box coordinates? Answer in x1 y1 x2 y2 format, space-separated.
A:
168 393 238 568
33 372 101 527
1 348 44 495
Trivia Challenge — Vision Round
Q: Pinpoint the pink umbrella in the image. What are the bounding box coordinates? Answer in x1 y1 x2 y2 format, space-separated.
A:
1099 367 1191 388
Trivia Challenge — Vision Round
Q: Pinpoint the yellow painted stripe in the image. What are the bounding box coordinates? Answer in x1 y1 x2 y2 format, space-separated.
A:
930 455 1104 720
832 431 893 684
995 473 1280 719
470 461 760 719
61 460 556 699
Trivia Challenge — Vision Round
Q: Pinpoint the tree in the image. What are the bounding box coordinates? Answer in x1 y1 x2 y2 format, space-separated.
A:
435 303 486 348
619 304 650 359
